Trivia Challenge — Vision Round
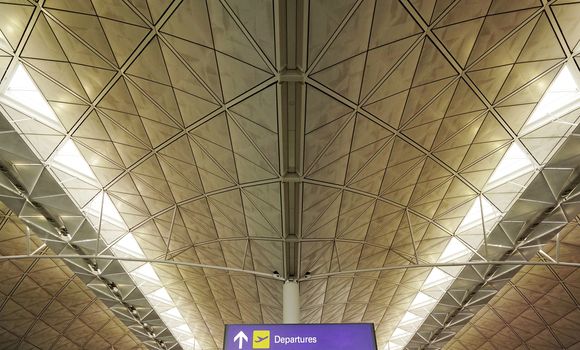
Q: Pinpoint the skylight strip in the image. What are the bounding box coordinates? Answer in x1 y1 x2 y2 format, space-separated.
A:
1 62 199 350
387 150 544 349
0 64 61 127
521 64 580 134
484 143 535 191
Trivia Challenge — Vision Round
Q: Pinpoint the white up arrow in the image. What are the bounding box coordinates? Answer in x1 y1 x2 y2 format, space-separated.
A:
233 331 248 349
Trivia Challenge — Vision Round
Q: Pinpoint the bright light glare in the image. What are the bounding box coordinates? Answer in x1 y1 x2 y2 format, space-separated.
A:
2 64 59 124
86 192 127 229
400 311 422 325
53 139 97 180
148 287 173 304
385 66 580 350
423 268 453 289
438 237 471 263
485 143 534 190
163 307 185 321
131 263 161 285
409 292 435 309
457 196 501 234
114 233 145 258
386 342 403 350
522 65 580 133
2 66 198 350
182 338 199 350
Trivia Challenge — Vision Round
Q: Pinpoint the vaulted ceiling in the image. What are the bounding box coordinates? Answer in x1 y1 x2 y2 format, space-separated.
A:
0 0 579 349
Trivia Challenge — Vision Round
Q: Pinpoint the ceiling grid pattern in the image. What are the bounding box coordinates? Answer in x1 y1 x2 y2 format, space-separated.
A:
0 0 578 349
0 203 148 350
445 216 580 350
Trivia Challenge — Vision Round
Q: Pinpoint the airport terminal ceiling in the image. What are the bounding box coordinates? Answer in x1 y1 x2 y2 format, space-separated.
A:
0 0 579 349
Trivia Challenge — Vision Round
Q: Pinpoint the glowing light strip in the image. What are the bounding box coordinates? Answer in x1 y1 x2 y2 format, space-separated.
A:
386 64 580 349
1 63 199 350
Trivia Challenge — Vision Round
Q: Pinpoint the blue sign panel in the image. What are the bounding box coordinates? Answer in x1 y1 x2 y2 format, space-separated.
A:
224 323 377 350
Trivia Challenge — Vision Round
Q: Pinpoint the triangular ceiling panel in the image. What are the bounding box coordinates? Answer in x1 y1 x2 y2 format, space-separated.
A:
206 0 270 72
0 3 33 51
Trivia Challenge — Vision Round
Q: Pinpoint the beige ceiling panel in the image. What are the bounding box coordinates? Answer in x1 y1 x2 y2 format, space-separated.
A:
188 137 236 192
128 37 172 85
250 239 283 274
551 2 580 51
312 52 365 103
160 41 217 103
190 113 238 181
300 278 327 311
215 51 272 102
157 136 204 200
24 59 89 101
363 202 404 247
107 176 151 227
162 33 223 102
216 239 246 270
335 191 374 240
301 183 341 238
130 157 175 213
226 0 276 66
241 183 282 237
178 198 219 244
160 0 212 47
365 35 421 99
307 0 356 67
300 241 333 275
346 115 393 181
0 3 33 51
194 242 226 275
380 143 426 205
305 84 352 133
312 0 373 74
256 277 282 309
362 34 420 105
228 113 278 182
154 209 193 255
321 303 347 323
207 189 248 239
467 8 538 66
127 78 184 133
206 0 270 72
48 9 118 64
304 107 352 173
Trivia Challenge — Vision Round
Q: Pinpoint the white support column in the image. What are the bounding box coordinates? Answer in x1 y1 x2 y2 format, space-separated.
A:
283 280 300 323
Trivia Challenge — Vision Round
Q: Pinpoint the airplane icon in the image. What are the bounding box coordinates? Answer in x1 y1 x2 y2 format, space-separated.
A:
255 336 269 343
252 330 270 348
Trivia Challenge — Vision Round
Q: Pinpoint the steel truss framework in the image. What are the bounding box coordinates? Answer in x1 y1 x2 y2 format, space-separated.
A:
0 0 579 349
